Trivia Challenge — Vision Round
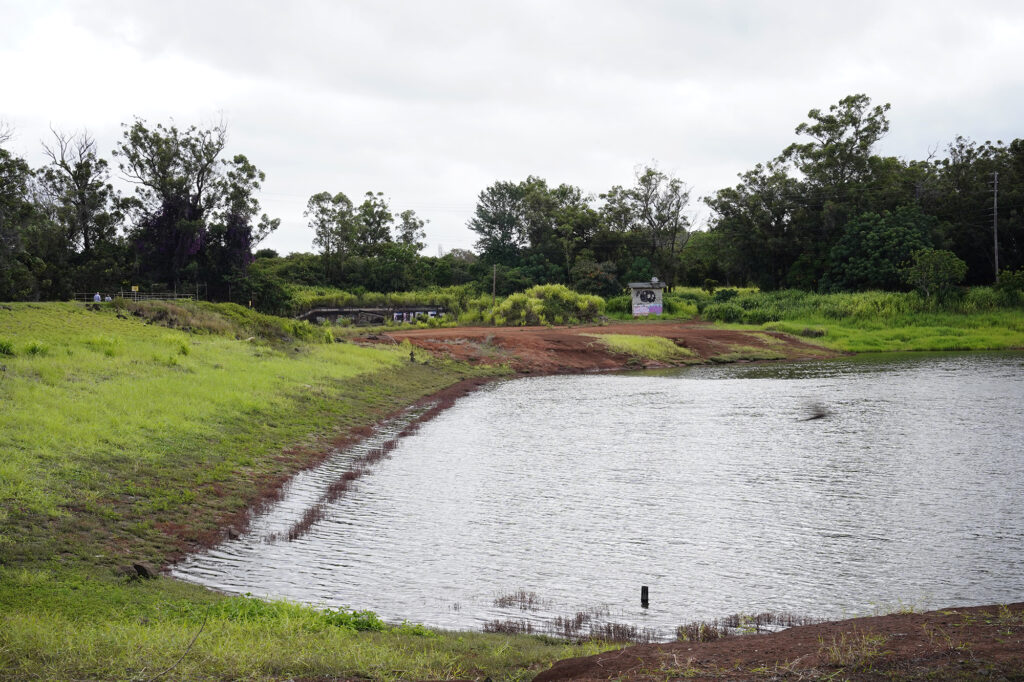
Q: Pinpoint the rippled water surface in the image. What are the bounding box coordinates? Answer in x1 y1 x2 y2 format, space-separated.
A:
173 352 1024 640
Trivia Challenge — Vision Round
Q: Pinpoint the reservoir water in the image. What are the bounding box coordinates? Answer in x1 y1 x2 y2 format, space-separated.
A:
172 352 1024 640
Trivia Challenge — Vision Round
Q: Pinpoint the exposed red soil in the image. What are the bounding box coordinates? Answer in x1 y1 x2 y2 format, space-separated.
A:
362 321 838 374
534 603 1024 681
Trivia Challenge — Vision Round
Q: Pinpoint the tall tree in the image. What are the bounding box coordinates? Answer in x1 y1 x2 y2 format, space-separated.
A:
704 161 803 289
781 93 891 198
601 166 692 287
0 131 40 300
355 191 394 254
38 129 121 256
205 154 279 299
468 180 530 266
305 191 357 284
114 119 227 288
778 94 893 288
928 137 1024 283
395 209 427 251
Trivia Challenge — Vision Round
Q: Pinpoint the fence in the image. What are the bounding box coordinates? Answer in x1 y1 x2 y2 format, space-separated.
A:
73 292 196 303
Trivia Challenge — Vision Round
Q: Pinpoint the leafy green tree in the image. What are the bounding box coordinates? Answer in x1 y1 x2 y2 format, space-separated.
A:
925 137 1024 284
468 176 588 285
355 191 394 254
779 94 893 287
206 154 279 300
424 248 479 287
822 205 936 291
0 130 41 300
623 255 653 283
38 130 121 257
114 119 227 288
305 191 358 284
901 248 967 300
251 251 323 287
569 254 621 297
115 119 274 295
37 129 129 293
601 166 692 287
468 180 528 266
781 93 891 199
396 209 427 251
704 161 803 289
677 230 728 286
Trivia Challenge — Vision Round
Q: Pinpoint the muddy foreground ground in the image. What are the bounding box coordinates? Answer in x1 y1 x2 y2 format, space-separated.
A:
363 323 1022 680
534 603 1024 681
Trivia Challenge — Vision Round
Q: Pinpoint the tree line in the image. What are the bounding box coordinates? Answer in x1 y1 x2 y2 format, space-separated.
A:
1 119 281 302
2 94 1022 310
456 94 1022 296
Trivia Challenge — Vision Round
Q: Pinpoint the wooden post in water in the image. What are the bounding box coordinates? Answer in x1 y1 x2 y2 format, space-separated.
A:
641 585 649 608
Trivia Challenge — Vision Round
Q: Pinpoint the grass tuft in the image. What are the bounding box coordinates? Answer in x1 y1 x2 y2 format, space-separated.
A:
585 334 698 364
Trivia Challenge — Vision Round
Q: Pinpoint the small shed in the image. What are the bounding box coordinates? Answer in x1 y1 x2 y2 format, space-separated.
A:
628 278 667 316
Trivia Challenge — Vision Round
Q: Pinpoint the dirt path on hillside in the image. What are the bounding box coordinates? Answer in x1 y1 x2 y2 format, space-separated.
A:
533 603 1024 681
359 321 837 373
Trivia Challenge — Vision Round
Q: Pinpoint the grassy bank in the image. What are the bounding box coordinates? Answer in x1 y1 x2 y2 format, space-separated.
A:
696 288 1024 352
0 301 615 680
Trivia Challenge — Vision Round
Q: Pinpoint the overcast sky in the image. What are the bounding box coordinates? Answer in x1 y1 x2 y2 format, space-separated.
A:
3 0 1023 256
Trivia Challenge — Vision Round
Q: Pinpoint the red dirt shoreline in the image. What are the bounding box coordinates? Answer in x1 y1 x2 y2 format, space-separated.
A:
534 603 1024 681
365 320 841 373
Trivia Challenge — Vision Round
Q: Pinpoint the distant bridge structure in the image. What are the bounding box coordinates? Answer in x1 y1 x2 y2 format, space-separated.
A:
296 306 447 326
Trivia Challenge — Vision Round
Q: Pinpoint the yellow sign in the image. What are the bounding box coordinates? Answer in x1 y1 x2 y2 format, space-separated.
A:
131 286 139 292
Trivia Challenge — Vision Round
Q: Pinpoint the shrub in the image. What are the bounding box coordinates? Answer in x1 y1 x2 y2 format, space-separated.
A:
492 284 604 326
0 339 14 356
961 287 1000 313
901 248 967 300
321 607 388 632
23 342 50 357
604 294 631 315
741 308 778 325
701 302 744 323
713 288 739 303
995 268 1024 306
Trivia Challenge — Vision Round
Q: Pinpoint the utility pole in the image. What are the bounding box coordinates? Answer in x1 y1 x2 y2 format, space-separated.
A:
993 171 999 283
491 265 497 324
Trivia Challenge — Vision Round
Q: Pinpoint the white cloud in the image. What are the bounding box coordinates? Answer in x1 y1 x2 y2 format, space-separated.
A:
3 0 1023 256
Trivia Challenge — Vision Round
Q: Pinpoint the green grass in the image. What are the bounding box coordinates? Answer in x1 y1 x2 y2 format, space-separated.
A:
688 288 1024 352
584 334 699 364
0 567 613 681
0 303 413 539
760 312 1024 352
0 302 620 681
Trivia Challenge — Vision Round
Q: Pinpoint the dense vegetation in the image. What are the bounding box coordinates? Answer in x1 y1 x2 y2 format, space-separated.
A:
3 94 1022 309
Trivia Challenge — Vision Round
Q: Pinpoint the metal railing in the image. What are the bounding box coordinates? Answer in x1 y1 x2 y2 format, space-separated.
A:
73 292 196 302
